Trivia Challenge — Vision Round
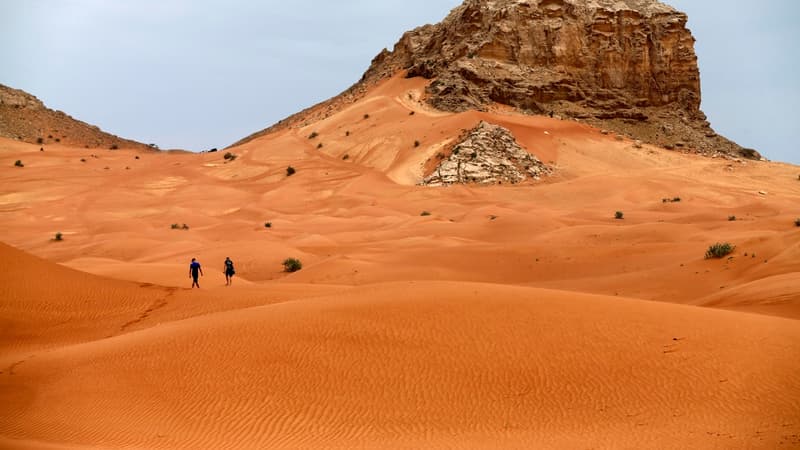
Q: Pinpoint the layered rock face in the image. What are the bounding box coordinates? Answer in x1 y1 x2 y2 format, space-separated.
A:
422 121 551 186
0 84 151 150
363 0 756 159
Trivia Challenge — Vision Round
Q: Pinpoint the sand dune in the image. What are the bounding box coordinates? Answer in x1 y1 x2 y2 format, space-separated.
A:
2 245 799 448
2 74 800 448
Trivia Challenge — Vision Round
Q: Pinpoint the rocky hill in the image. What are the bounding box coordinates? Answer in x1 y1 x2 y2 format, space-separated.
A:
236 0 758 160
0 84 152 150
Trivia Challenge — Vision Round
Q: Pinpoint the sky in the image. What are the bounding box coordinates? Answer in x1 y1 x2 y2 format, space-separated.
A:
1 0 798 164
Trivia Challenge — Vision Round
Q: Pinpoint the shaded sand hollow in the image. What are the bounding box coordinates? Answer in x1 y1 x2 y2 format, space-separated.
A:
1 75 800 448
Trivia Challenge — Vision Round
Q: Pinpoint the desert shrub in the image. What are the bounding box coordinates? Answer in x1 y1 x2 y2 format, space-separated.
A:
728 216 737 221
14 160 23 167
672 197 681 202
795 218 800 227
80 158 86 162
420 211 431 217
414 140 420 148
409 111 415 116
286 166 296 176
615 211 624 220
342 154 349 160
470 152 478 159
363 113 370 120
55 138 60 142
705 242 735 259
135 155 140 160
308 131 319 139
171 223 179 229
453 148 460 155
264 222 272 228
36 137 43 144
54 232 63 241
317 143 323 149
345 131 350 137
223 152 236 161
110 144 119 150
283 258 302 273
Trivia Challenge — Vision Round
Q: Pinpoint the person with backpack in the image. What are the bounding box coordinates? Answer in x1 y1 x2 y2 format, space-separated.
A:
224 257 235 286
189 258 204 288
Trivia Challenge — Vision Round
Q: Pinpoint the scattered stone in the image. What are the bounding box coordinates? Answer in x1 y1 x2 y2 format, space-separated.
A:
422 121 551 186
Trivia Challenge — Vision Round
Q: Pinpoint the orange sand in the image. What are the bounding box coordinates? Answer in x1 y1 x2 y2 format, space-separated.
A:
1 75 799 448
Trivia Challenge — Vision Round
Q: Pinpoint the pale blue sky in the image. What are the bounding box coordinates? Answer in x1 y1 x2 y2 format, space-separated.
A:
1 0 797 163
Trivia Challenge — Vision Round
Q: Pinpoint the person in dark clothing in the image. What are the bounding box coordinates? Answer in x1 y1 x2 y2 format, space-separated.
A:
224 257 235 286
189 258 204 288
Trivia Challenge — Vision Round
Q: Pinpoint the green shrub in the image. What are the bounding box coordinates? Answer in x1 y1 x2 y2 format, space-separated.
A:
705 242 735 259
283 258 302 273
53 232 63 241
615 211 624 220
14 160 23 167
308 131 319 139
286 166 296 176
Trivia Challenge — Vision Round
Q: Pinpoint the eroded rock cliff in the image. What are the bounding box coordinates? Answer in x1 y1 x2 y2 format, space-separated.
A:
362 0 755 159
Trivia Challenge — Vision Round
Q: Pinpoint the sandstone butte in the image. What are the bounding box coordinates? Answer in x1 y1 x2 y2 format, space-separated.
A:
1 0 799 449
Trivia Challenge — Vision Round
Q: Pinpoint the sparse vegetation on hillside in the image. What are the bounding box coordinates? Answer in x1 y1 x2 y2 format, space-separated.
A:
705 242 735 259
223 152 237 161
409 111 415 116
615 211 624 220
171 223 190 230
414 140 420 148
36 137 43 144
421 211 432 217
345 131 350 137
728 216 737 222
283 258 302 273
795 218 800 227
663 197 681 203
53 232 63 241
363 113 370 120
308 131 319 139
286 166 296 176
110 144 119 150
264 222 272 228
342 154 350 161
317 143 323 149
14 160 23 167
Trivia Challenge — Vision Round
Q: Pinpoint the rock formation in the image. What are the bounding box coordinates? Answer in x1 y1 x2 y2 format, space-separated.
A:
238 0 757 160
422 121 551 186
362 0 756 159
0 84 151 150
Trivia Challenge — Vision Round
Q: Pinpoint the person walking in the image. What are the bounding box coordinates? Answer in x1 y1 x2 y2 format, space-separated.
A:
223 257 235 286
189 258 204 288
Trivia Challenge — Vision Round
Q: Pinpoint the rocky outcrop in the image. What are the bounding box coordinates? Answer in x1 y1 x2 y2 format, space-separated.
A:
362 0 758 160
422 121 551 186
0 84 151 150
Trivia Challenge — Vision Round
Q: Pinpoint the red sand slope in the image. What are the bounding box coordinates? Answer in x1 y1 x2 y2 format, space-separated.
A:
1 74 799 448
